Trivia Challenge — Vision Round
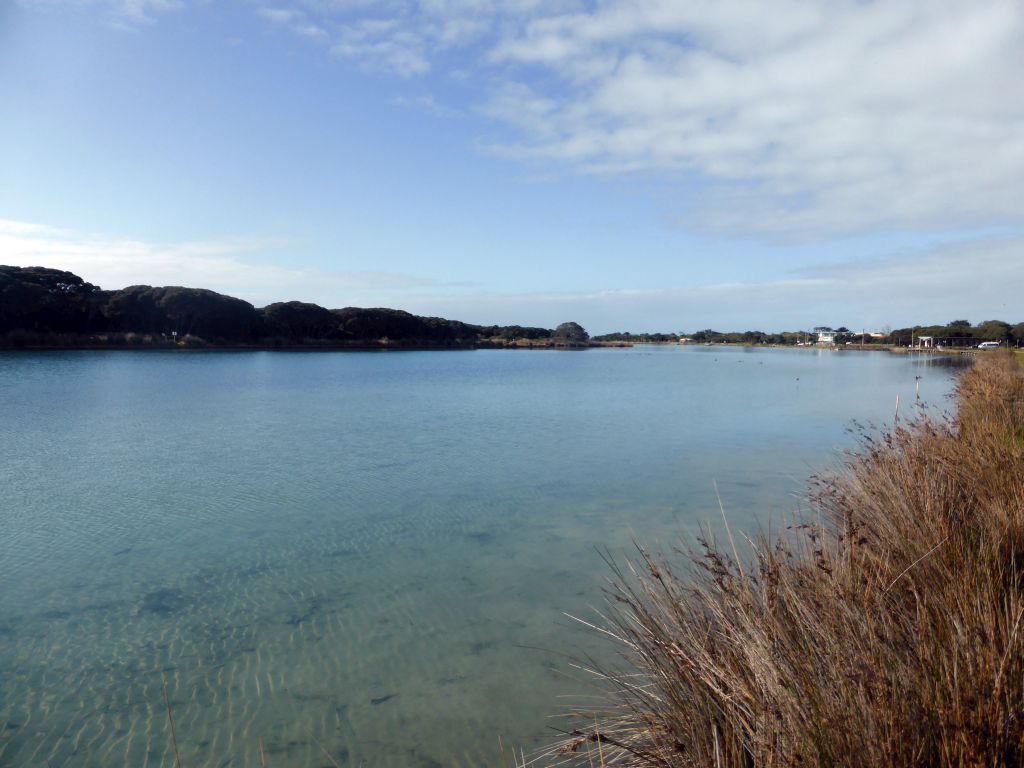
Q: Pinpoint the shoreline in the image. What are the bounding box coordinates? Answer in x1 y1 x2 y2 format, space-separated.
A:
0 340 1001 354
0 340 631 352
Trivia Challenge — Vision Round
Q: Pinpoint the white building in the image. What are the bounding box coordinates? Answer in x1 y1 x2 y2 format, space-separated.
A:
815 327 837 344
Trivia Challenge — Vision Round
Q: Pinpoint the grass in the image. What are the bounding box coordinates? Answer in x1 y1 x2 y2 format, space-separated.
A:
543 351 1024 767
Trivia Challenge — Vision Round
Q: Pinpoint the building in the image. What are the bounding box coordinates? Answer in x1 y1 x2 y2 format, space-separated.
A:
814 327 837 344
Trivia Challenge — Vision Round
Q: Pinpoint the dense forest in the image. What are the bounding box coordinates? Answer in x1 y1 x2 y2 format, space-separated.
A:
0 266 563 348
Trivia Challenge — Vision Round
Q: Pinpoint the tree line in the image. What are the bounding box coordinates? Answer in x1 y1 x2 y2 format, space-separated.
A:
4 266 1018 349
885 319 1024 346
0 266 567 348
595 320 1024 347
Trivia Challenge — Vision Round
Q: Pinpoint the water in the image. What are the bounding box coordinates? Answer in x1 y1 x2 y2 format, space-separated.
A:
0 346 960 766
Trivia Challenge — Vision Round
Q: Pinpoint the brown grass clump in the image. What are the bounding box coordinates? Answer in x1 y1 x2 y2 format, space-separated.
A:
547 352 1024 767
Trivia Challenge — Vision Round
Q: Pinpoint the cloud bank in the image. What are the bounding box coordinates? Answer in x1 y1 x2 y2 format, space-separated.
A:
0 220 465 309
22 1 1024 237
248 0 1024 236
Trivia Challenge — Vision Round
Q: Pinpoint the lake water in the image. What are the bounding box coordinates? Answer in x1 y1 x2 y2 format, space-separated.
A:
0 346 961 767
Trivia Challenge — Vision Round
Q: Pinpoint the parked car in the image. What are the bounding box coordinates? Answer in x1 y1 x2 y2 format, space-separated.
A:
977 341 1001 349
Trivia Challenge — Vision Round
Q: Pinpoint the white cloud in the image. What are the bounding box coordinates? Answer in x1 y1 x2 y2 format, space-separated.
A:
0 219 305 301
0 220 464 308
483 0 1024 234
245 0 1024 237
331 19 431 75
254 0 582 75
22 0 1024 235
257 7 328 40
391 93 462 118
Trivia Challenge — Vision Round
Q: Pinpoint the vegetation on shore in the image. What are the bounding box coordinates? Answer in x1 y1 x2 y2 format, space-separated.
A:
546 352 1024 766
596 319 1024 348
0 266 587 349
5 266 1021 351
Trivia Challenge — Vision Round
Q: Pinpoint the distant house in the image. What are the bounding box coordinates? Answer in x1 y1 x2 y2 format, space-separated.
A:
814 327 837 344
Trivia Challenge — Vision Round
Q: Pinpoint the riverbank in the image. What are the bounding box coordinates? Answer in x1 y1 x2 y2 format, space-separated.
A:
549 351 1024 766
0 335 633 351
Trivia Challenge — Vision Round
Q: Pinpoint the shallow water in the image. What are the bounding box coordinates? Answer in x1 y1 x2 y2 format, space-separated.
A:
0 346 960 766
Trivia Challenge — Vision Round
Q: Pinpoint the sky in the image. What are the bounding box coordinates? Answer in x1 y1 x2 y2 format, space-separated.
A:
1 0 1022 333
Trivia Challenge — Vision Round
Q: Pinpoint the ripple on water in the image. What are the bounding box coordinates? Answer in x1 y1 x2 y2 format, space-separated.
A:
0 348 959 766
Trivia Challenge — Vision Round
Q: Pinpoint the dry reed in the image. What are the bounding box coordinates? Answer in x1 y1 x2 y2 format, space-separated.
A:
545 352 1024 767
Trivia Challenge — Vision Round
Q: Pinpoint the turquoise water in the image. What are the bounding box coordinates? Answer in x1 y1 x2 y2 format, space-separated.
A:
0 347 959 766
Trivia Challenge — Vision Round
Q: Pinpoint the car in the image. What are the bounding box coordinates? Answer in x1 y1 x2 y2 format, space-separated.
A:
977 341 1001 349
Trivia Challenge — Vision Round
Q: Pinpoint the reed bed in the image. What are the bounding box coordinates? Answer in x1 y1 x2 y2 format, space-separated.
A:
544 352 1024 767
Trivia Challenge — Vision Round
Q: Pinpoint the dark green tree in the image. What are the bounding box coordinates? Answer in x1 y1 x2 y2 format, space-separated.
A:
975 320 1011 341
1012 323 1024 345
261 301 343 341
552 322 589 343
0 266 102 333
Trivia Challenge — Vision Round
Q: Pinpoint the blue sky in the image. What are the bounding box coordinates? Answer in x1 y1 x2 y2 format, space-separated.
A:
2 0 1022 333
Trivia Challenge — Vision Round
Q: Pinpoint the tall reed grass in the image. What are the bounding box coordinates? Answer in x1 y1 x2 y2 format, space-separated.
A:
546 352 1024 767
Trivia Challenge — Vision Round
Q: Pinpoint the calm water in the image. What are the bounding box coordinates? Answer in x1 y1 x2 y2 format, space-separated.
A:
0 346 960 767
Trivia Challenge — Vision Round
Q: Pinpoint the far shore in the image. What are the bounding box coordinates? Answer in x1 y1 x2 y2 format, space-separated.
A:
0 337 629 352
2 338 1000 356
